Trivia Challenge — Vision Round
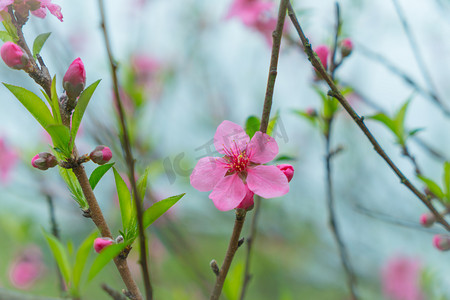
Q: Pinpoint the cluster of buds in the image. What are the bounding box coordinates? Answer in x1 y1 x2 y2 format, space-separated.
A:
89 145 112 165
0 42 31 71
31 152 58 171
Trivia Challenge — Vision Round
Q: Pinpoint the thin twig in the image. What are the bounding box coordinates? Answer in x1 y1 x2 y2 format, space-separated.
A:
329 2 341 78
210 209 247 300
286 1 450 231
239 196 261 300
391 0 444 111
98 1 152 299
102 283 128 300
357 43 450 116
324 125 358 300
238 1 289 299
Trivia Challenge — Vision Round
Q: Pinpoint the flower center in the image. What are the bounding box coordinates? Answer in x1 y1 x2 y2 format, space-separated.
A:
222 143 250 174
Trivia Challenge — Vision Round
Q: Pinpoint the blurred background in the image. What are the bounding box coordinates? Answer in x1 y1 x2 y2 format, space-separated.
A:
1 0 450 299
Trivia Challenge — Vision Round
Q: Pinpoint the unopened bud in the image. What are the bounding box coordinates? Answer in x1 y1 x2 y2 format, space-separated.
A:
277 164 294 182
236 189 254 210
419 213 435 228
340 38 353 58
433 234 450 251
31 152 58 170
210 259 219 276
90 145 112 165
314 45 329 70
63 57 86 99
305 107 317 117
115 235 124 244
93 237 114 253
1 42 31 70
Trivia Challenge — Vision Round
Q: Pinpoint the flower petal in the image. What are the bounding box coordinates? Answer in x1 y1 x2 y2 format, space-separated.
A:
190 157 228 192
209 174 247 211
214 120 249 155
247 165 289 198
247 131 278 163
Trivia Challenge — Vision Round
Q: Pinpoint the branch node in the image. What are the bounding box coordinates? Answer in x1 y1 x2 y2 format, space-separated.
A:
237 237 245 248
210 259 220 276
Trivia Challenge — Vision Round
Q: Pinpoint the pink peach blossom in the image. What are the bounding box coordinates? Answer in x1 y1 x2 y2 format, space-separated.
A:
276 164 294 182
381 255 424 300
226 0 274 26
30 0 63 22
9 246 44 289
0 137 17 183
190 120 289 211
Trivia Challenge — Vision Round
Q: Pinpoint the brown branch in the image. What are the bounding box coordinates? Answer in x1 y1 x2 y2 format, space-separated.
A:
102 283 128 300
97 0 152 299
329 2 341 78
210 209 247 300
286 1 450 231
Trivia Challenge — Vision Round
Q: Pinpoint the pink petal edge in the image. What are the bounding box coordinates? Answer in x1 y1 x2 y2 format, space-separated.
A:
190 157 228 192
209 174 247 211
213 120 249 155
247 131 278 163
247 165 289 198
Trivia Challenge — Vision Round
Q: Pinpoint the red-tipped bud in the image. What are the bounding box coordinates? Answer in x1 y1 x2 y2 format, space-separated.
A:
433 234 450 251
340 38 353 58
90 145 112 165
277 164 294 182
1 42 31 70
93 237 113 253
236 188 254 210
419 213 435 227
314 45 329 70
31 152 58 170
305 107 317 117
63 57 86 99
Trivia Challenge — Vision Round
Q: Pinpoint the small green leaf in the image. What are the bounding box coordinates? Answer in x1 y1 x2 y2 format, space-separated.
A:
417 175 444 200
50 76 62 124
393 99 412 144
408 128 424 137
245 116 260 138
136 167 151 202
267 113 279 136
59 168 88 209
32 32 51 59
46 124 71 158
0 31 13 42
274 155 296 162
292 109 317 127
73 231 97 290
88 243 127 281
368 113 396 134
2 18 18 42
113 168 132 230
4 83 55 130
143 193 185 229
89 163 114 190
42 231 72 285
70 80 101 149
443 162 450 201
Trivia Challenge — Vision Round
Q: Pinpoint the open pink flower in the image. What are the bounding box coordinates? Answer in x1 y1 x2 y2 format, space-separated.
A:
381 255 424 300
30 0 63 22
190 120 289 211
226 0 273 26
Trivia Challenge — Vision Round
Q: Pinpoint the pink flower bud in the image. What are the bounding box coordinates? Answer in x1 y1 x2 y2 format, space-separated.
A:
314 45 329 70
277 164 294 182
433 235 450 251
340 38 353 58
1 42 31 70
93 237 114 253
63 57 86 99
236 187 254 210
419 213 435 227
305 107 317 117
90 145 112 165
31 152 58 170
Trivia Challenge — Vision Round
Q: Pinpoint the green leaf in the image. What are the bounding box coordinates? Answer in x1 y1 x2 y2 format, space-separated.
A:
417 175 444 200
88 243 127 281
2 17 18 42
444 162 450 202
274 155 296 162
32 32 51 59
0 31 13 42
46 124 71 157
59 167 88 209
393 99 412 144
136 167 151 202
267 113 279 136
70 80 101 149
408 128 424 138
368 113 396 134
42 231 72 285
4 83 55 130
143 193 185 229
73 231 97 290
113 168 132 230
292 109 317 127
89 163 114 190
245 116 260 138
50 76 62 124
